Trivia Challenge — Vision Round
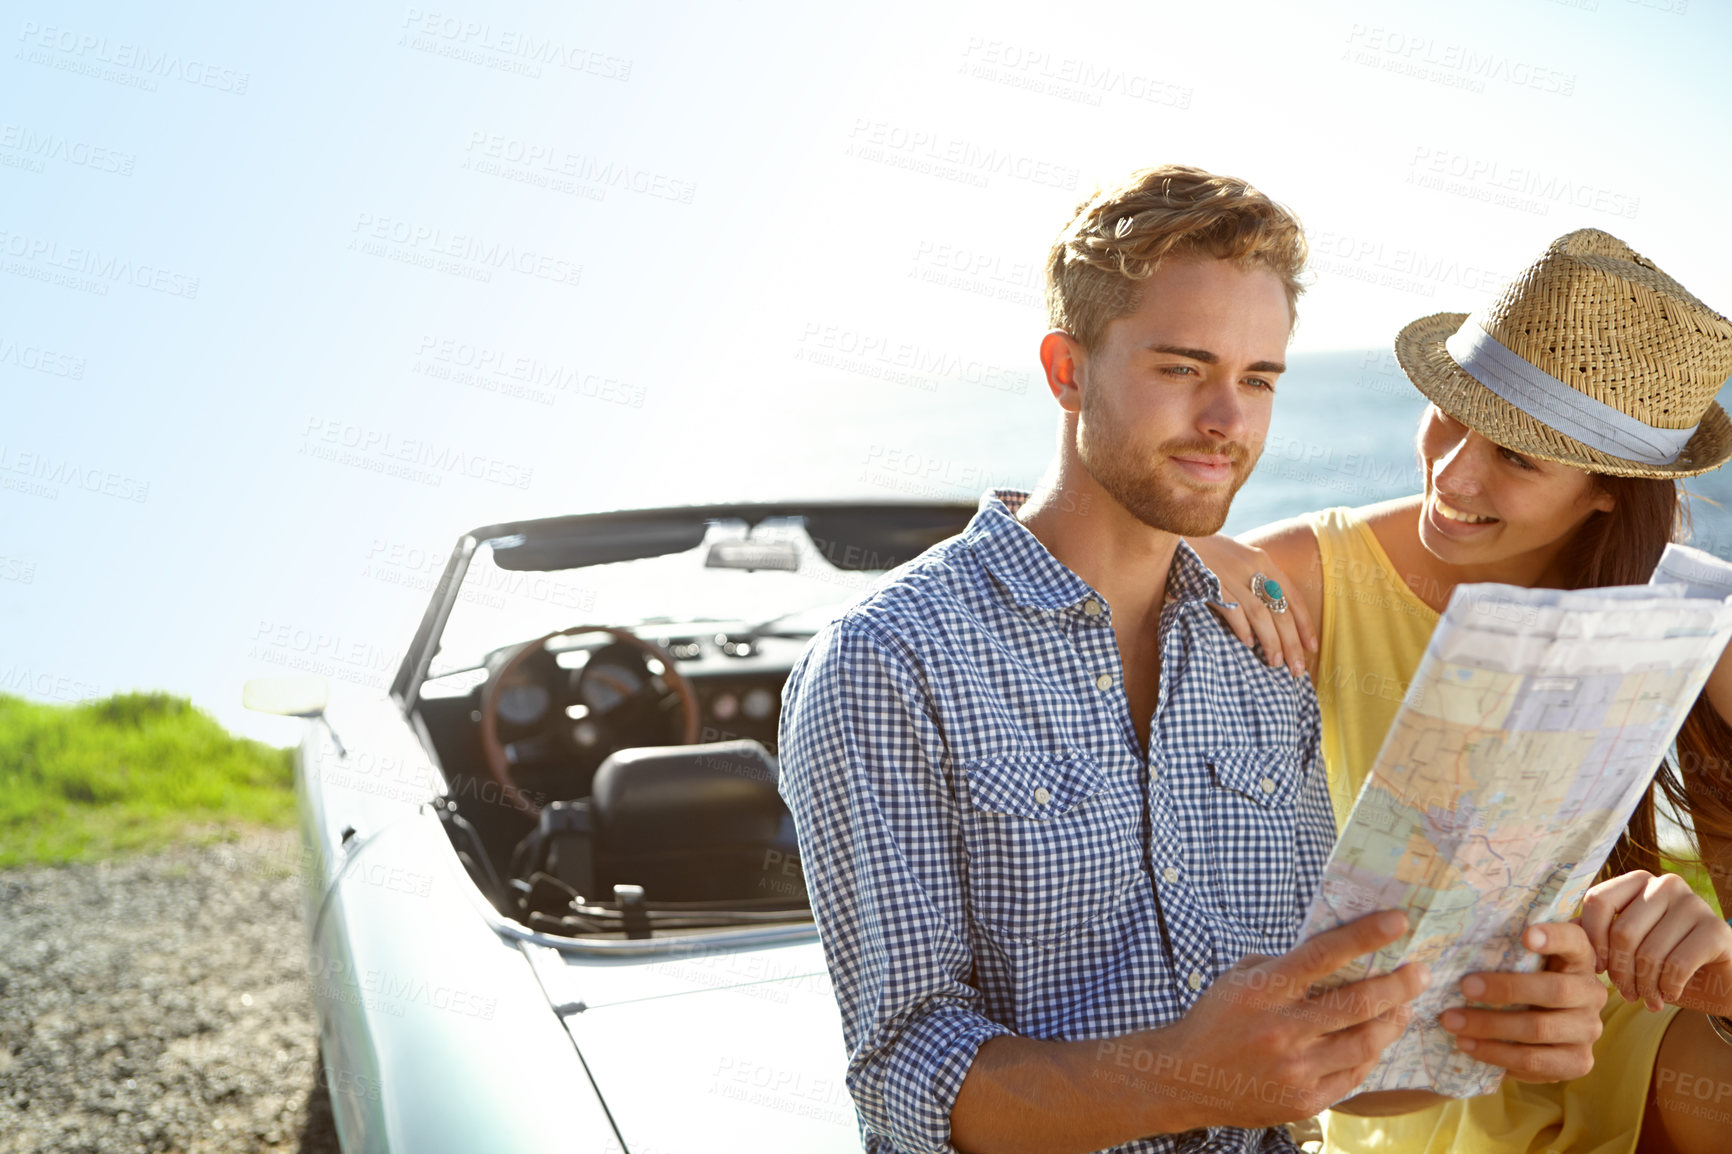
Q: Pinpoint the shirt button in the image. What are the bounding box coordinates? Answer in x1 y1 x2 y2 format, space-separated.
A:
1094 672 1113 691
1188 970 1205 991
1033 787 1052 806
1259 777 1277 795
1081 598 1102 617
1161 867 1180 884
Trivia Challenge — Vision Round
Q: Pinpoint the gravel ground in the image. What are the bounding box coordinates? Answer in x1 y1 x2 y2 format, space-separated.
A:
0 828 341 1153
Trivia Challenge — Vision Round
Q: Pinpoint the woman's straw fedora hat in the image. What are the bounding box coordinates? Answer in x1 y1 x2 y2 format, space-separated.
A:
1394 228 1732 478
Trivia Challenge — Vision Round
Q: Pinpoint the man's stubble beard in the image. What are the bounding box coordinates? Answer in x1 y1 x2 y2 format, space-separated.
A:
1076 388 1257 537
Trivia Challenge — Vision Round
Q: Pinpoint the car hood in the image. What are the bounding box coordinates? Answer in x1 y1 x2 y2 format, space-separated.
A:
521 938 865 1151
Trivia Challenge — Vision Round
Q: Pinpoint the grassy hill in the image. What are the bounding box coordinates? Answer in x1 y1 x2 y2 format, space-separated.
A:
0 691 296 867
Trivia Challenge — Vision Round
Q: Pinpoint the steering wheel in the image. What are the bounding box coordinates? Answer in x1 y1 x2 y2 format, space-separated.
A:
480 625 699 815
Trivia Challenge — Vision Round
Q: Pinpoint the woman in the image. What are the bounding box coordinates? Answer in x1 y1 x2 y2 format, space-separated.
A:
1190 228 1732 1154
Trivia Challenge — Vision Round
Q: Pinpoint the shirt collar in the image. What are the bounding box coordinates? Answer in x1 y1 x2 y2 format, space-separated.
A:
968 488 1232 612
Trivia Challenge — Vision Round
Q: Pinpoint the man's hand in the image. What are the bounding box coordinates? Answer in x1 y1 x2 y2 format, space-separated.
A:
1161 910 1431 1127
1436 922 1607 1082
950 910 1427 1153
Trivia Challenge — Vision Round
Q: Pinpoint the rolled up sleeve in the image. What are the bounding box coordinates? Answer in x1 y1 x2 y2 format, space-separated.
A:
779 616 1013 1153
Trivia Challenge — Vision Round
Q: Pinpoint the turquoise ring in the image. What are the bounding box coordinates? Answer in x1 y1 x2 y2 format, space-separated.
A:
1251 572 1289 614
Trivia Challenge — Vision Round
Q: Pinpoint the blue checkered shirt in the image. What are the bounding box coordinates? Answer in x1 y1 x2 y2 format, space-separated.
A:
778 489 1334 1154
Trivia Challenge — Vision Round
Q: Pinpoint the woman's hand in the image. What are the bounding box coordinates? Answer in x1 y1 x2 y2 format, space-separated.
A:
1184 535 1316 678
1580 870 1732 1015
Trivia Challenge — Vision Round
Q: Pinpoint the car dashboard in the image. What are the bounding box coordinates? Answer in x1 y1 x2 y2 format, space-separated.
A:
630 626 801 749
411 620 817 939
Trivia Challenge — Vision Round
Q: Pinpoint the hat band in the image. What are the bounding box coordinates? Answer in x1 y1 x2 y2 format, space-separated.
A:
1444 324 1695 466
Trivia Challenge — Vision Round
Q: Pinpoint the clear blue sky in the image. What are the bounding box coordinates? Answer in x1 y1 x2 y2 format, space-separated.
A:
3 0 1727 743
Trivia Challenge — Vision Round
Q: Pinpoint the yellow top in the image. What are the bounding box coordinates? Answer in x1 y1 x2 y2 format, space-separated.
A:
1304 505 1674 1154
1304 506 1438 828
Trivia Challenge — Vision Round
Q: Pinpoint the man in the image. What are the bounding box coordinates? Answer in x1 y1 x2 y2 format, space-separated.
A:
776 166 1591 1154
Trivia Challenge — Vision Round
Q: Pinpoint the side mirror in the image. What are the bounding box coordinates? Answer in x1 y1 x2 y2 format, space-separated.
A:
243 675 329 717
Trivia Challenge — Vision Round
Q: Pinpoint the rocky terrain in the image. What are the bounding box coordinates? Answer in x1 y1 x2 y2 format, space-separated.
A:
0 828 340 1153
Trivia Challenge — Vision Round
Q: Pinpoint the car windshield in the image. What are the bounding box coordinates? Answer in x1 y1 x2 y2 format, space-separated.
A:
427 518 877 679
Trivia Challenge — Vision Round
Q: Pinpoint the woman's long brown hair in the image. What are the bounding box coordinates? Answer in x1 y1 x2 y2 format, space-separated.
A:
1563 475 1732 888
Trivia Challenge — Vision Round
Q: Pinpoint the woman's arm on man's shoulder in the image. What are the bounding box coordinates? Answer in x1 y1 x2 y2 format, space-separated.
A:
1237 516 1326 639
1191 516 1323 679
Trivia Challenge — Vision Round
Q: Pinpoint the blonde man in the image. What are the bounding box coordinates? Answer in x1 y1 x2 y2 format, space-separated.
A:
777 165 1543 1154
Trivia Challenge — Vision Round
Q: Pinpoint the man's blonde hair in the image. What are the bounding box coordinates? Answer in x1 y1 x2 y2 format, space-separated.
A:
1045 164 1308 351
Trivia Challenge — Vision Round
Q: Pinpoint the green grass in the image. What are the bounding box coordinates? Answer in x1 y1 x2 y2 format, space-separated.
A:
0 690 296 867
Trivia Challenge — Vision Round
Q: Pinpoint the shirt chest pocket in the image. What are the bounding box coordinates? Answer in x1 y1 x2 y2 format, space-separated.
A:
959 750 1137 946
1204 747 1303 943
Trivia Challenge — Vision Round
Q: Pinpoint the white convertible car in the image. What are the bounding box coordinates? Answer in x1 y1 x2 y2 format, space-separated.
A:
246 500 975 1153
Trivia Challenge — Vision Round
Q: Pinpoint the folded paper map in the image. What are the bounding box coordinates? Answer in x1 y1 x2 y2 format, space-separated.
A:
1301 543 1732 1098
